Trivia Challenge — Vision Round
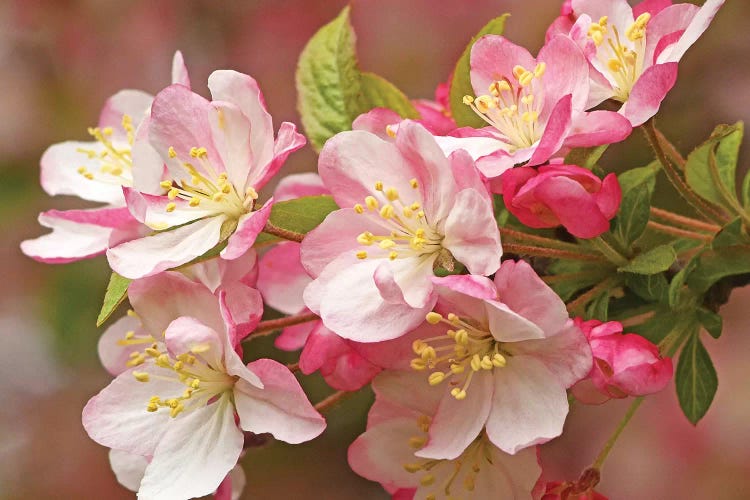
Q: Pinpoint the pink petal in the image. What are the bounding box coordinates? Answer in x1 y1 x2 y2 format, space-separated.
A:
572 0 634 28
139 395 243 500
208 100 255 191
352 108 402 139
218 284 264 344
416 371 494 460
257 241 309 314
252 120 307 190
485 300 547 342
433 134 507 162
182 249 258 293
273 173 329 202
97 314 149 375
98 89 153 133
565 110 632 148
123 187 216 229
527 95 573 166
474 446 543 498
618 63 678 126
596 173 623 219
538 35 590 113
470 35 536 99
448 149 491 203
533 175 612 238
432 274 498 301
633 0 673 18
164 317 226 370
130 117 168 195
375 257 437 308
108 450 147 492
441 189 502 276
234 358 325 443
656 0 724 64
485 358 570 454
107 215 225 279
221 201 273 260
274 320 317 351
371 371 444 423
171 50 191 88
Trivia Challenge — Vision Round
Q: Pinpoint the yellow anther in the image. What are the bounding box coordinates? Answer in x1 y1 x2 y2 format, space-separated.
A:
492 353 507 367
190 175 200 185
447 313 460 325
211 192 224 202
379 205 395 219
454 345 467 357
132 371 150 382
403 463 423 473
410 358 427 371
246 187 259 200
451 388 467 400
356 231 374 245
474 95 495 114
417 415 431 432
519 71 534 87
365 196 379 210
190 344 210 354
626 13 651 41
385 187 399 201
126 354 145 367
77 166 87 174
489 80 511 96
147 402 159 412
145 347 160 357
84 173 94 180
221 183 231 194
389 251 398 260
167 188 179 200
157 354 171 366
470 354 482 371
462 95 475 105
385 125 397 138
168 146 177 158
417 210 425 218
167 399 179 409
420 474 436 486
374 181 384 191
189 198 201 207
378 238 396 249
356 251 368 260
124 331 135 340
480 355 494 370
165 202 177 212
409 178 419 189
608 59 623 72
521 111 539 123
534 62 547 78
599 16 608 26
420 346 437 361
454 329 469 345
409 436 427 449
402 207 413 218
354 204 364 214
173 360 184 371
450 363 465 375
426 495 436 500
412 339 427 354
102 127 114 136
170 403 185 418
521 94 535 105
513 65 527 80
159 180 172 190
425 312 443 325
191 379 201 389
428 372 446 386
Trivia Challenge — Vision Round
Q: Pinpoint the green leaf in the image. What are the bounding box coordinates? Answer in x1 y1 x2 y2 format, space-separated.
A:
668 254 700 308
617 161 659 195
296 6 362 151
449 15 510 127
360 72 419 120
684 122 744 210
585 291 610 321
268 195 339 235
696 308 722 339
564 145 608 170
676 331 718 424
712 217 747 249
686 245 750 293
613 182 651 248
631 307 675 344
625 273 670 303
619 245 676 275
97 272 131 327
742 164 750 209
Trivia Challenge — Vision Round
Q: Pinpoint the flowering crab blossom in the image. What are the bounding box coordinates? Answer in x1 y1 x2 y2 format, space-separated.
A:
83 301 325 499
348 371 542 499
20 52 191 264
106 70 306 279
435 34 631 178
555 0 725 125
402 260 591 457
301 121 502 342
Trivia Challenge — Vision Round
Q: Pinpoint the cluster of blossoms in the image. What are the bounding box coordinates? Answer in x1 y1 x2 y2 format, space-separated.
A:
23 0 730 498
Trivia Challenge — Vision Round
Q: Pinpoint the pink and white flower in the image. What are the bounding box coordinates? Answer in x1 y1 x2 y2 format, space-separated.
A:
348 371 542 499
21 51 191 264
436 34 631 178
571 318 673 404
84 311 325 499
403 260 591 457
301 121 502 342
558 0 725 125
106 70 306 279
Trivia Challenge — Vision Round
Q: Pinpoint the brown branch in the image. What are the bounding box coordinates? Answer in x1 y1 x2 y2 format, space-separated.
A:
245 312 319 339
503 243 608 262
649 207 720 233
263 221 305 243
314 390 353 413
499 227 590 253
646 221 713 242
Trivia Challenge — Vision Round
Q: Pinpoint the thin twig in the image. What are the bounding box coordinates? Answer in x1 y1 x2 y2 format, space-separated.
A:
649 207 720 233
499 227 591 254
647 221 714 242
503 243 608 262
314 390 353 413
245 312 319 339
263 221 305 243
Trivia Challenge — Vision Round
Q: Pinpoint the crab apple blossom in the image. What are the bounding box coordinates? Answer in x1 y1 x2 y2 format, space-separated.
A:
435 34 631 178
20 52 191 264
500 164 622 239
83 311 325 500
301 120 502 343
106 69 306 279
348 371 542 500
555 0 725 125
401 261 591 457
571 319 673 404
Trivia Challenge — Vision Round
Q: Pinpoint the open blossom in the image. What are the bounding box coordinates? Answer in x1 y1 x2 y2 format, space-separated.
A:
571 319 673 404
20 52 191 264
401 261 591 457
301 120 502 342
435 34 631 178
500 164 621 238
106 70 306 279
348 371 542 499
84 310 325 499
556 0 725 125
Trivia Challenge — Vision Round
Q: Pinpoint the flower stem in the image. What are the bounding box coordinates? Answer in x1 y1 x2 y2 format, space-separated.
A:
566 277 618 317
502 243 608 262
647 221 714 242
652 126 686 170
246 312 319 339
650 207 720 233
263 221 305 243
592 396 645 470
590 237 629 267
498 227 589 253
642 120 728 224
314 390 352 413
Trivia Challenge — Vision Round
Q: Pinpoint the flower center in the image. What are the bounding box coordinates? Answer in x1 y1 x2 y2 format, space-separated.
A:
75 114 135 186
352 180 443 262
403 415 495 497
411 311 508 400
463 62 547 150
132 342 236 418
587 13 651 101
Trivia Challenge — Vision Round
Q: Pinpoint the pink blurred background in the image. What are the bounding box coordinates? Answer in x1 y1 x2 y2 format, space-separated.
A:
2 0 749 498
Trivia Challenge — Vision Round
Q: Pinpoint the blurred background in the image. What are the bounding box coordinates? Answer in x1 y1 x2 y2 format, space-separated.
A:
1 0 748 498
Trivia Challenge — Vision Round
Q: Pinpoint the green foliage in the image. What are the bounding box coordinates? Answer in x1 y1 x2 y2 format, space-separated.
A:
564 145 609 170
267 195 339 235
696 308 723 339
296 7 418 151
685 122 743 211
618 245 676 275
668 255 699 308
711 217 747 249
586 291 610 321
631 307 675 344
676 330 718 425
612 164 658 249
449 15 510 128
686 246 750 293
625 273 670 304
97 272 131 327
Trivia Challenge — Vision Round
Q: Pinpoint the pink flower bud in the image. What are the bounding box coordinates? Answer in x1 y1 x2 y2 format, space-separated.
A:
572 319 673 404
500 165 621 239
540 480 607 500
